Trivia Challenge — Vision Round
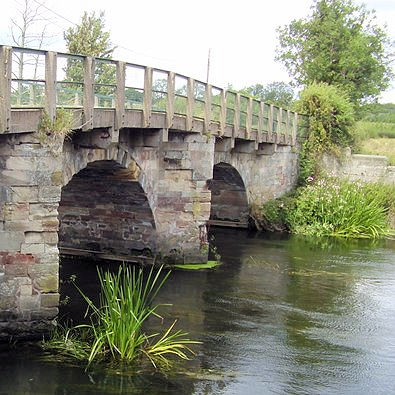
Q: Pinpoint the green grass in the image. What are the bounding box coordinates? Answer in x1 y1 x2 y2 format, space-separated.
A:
43 265 200 367
358 138 395 165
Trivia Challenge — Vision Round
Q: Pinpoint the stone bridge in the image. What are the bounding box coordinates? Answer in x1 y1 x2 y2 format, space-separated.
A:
0 46 299 338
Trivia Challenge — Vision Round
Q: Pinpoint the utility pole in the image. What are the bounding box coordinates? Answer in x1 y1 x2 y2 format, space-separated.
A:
206 48 211 84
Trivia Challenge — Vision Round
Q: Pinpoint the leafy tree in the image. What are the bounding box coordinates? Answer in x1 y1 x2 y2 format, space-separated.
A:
64 11 116 86
276 0 394 105
240 81 295 107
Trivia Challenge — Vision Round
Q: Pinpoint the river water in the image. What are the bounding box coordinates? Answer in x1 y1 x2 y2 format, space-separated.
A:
1 228 395 394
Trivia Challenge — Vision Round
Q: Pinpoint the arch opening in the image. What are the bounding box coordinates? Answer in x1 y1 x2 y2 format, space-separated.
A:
208 162 249 227
58 160 157 259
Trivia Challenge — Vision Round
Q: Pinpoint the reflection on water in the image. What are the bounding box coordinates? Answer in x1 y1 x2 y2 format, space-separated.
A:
1 229 395 394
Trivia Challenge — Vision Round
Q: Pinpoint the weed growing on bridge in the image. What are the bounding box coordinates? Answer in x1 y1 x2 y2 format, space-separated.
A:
43 265 199 368
36 108 74 153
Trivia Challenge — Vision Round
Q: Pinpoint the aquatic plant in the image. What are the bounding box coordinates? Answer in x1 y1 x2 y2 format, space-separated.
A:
253 178 394 239
43 265 199 367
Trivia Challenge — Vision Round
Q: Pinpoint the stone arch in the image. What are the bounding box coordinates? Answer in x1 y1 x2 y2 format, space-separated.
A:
208 161 249 226
58 144 158 259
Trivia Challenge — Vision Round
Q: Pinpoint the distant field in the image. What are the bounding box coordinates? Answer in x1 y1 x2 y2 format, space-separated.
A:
358 138 395 165
354 121 395 140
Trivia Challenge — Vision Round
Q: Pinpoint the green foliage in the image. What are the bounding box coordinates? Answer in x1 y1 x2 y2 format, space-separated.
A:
354 121 395 141
276 0 394 104
286 178 392 238
43 265 199 367
294 83 355 183
239 81 295 107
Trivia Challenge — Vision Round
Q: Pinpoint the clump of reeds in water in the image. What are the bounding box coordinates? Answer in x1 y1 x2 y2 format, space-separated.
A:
42 265 199 368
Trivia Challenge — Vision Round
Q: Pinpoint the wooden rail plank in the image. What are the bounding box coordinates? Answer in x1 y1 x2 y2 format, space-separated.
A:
268 104 274 142
0 46 11 133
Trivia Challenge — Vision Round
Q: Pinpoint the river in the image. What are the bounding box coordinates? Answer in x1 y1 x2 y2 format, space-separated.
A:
1 228 395 394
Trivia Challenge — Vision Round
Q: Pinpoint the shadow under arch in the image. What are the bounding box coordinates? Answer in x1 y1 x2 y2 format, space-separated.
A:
58 159 157 259
208 162 249 226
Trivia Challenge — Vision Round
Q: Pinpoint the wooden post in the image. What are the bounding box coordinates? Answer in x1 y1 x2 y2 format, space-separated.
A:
285 109 290 144
246 97 252 139
166 71 175 129
234 93 240 139
219 89 226 136
115 60 125 131
186 77 194 131
0 46 11 133
204 84 212 133
143 66 152 128
83 56 94 131
277 107 283 143
258 101 264 143
45 51 57 122
268 104 274 142
292 112 298 146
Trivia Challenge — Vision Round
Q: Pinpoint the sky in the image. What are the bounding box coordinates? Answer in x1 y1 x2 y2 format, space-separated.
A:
1 0 394 102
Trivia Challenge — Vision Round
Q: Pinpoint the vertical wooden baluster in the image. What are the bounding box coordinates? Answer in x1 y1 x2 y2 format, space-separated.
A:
115 60 125 131
258 101 264 143
292 112 298 146
186 77 194 131
277 107 283 144
0 46 11 133
83 56 94 131
45 51 57 122
143 66 152 128
166 71 175 129
234 92 240 139
219 89 226 136
268 104 274 142
285 109 291 145
246 96 252 139
204 84 212 134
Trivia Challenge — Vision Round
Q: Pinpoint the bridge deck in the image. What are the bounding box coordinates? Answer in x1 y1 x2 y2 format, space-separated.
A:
0 46 301 146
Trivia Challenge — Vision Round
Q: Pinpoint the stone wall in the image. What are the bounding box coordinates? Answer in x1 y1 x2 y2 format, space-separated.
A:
214 143 299 208
59 160 156 257
322 151 395 185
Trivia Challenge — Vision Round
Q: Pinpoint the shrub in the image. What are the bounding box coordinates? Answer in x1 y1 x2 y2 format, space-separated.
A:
286 178 390 238
294 83 355 183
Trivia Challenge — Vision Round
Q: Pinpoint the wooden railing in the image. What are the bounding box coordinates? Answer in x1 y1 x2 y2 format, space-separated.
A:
0 46 300 145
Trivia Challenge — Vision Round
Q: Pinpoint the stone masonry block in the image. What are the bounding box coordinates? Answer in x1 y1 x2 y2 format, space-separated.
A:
11 186 39 202
40 293 60 308
0 231 24 251
21 243 45 254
